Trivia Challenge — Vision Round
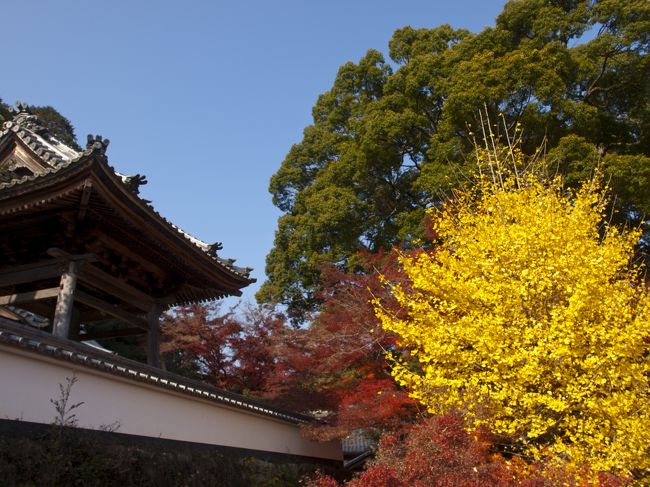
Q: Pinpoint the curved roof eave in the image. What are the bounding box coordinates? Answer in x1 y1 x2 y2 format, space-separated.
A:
0 109 255 296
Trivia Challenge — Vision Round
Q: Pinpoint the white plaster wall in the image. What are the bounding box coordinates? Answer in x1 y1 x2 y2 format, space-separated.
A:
0 345 341 461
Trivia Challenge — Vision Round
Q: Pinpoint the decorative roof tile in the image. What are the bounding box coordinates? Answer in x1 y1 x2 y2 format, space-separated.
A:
2 103 80 165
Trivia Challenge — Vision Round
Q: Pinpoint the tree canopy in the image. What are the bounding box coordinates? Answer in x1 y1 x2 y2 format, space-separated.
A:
375 149 650 479
259 0 650 318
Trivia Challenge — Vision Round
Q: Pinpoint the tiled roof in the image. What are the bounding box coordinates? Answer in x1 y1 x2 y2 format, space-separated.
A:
0 103 254 281
0 318 309 424
342 430 375 455
1 103 80 165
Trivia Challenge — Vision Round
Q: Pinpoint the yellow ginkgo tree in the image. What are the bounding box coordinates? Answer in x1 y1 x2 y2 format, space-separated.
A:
374 146 650 478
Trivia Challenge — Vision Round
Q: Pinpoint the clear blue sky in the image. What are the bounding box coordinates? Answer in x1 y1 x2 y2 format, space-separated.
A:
2 0 506 304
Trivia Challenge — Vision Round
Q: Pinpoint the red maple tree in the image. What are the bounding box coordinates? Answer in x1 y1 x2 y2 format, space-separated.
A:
161 303 283 395
264 251 419 440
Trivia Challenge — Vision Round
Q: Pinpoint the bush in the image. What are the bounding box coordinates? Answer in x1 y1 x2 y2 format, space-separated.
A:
0 423 338 487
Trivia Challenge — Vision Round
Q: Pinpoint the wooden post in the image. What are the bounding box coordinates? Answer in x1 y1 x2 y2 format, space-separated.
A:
147 302 162 368
52 260 79 339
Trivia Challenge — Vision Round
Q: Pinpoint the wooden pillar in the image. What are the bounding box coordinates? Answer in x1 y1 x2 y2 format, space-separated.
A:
147 303 162 368
52 260 79 339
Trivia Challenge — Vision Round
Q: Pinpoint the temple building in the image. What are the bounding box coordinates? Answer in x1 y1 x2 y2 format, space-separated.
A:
0 103 341 464
0 102 254 367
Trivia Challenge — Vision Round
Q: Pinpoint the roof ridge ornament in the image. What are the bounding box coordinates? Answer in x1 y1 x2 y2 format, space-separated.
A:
11 101 31 115
208 242 223 256
86 134 110 157
123 174 148 195
5 101 40 132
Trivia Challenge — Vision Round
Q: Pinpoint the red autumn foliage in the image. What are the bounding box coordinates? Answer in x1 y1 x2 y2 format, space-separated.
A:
306 413 630 486
345 465 404 487
160 303 283 395
307 415 515 487
265 250 419 439
307 471 342 487
371 415 515 487
228 305 285 394
160 304 238 388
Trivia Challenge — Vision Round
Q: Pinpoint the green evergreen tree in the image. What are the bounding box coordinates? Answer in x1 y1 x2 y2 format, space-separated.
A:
259 0 650 319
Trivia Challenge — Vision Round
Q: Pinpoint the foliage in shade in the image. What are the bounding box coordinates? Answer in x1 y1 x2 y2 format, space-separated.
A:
259 0 650 319
374 147 650 478
266 252 418 440
0 425 336 487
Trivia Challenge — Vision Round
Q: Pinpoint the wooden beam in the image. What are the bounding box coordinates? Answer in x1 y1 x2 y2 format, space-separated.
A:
0 261 63 287
52 260 79 339
47 248 97 264
78 327 145 341
47 247 154 311
77 180 93 220
78 264 154 312
84 231 167 281
47 248 154 312
0 287 60 305
75 290 148 330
